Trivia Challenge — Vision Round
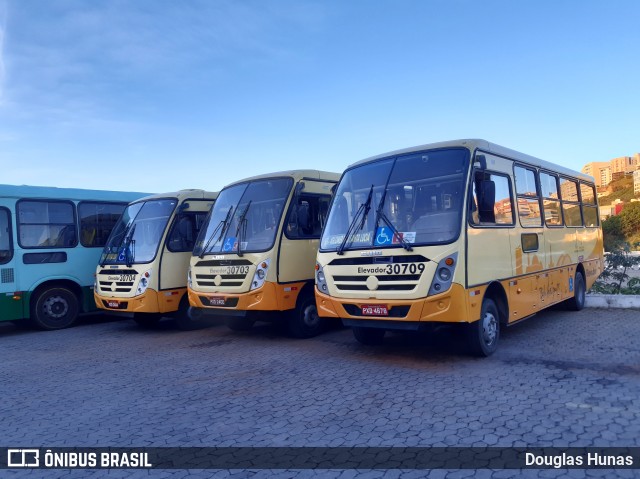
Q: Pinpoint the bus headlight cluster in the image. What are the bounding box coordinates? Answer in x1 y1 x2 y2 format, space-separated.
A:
187 267 192 289
250 259 270 291
136 270 152 296
315 263 328 293
428 253 458 297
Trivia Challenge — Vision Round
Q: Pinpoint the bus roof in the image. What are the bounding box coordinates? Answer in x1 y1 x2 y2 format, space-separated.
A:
349 139 595 183
133 189 218 203
0 184 150 202
223 170 341 189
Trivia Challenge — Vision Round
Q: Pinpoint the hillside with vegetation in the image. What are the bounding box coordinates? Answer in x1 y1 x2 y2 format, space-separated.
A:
599 175 640 250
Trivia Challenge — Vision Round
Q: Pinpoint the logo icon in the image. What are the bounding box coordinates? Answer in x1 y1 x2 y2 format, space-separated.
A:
8 449 40 468
374 227 392 246
223 237 237 252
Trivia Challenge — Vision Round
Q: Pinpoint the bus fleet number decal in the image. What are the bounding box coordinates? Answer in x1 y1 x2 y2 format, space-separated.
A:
385 263 425 275
209 266 250 275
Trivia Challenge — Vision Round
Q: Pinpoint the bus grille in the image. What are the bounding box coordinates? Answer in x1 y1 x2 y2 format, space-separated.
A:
1 268 14 283
327 255 428 293
194 259 252 267
194 274 246 288
331 274 421 292
97 269 139 294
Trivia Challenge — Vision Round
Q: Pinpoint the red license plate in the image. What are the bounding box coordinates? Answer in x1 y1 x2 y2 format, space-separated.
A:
107 300 120 308
208 297 226 306
361 304 389 316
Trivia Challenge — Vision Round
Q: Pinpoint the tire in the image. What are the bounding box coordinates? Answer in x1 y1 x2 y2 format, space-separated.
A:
133 313 162 328
175 296 206 330
288 291 324 338
227 316 255 332
467 298 500 357
565 271 586 311
352 326 385 346
30 287 79 330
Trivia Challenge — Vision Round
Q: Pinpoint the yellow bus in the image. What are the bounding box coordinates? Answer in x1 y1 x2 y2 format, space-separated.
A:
188 170 340 337
315 139 604 356
94 190 217 329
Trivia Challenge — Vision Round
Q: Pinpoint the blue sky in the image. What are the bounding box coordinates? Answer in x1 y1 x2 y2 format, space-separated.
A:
0 0 639 193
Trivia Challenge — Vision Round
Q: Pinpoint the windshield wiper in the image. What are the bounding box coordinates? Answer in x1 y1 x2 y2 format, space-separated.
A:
373 189 413 252
100 220 134 267
122 223 137 267
199 206 234 259
336 185 373 255
234 201 252 257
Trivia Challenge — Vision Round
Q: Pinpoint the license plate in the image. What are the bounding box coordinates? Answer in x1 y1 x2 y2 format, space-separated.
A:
361 304 388 316
208 297 226 306
107 300 120 308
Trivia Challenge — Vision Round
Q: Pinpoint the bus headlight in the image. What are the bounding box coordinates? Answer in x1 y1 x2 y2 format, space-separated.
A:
428 253 457 297
187 267 192 288
136 270 152 296
250 259 270 291
438 268 451 282
315 263 328 293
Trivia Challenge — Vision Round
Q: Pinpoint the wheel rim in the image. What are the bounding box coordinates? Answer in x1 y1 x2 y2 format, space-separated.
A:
43 295 69 319
482 310 498 346
302 304 320 328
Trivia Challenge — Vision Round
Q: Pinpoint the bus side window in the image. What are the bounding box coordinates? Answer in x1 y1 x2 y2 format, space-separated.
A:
0 208 12 264
470 173 514 226
167 213 196 252
286 195 331 239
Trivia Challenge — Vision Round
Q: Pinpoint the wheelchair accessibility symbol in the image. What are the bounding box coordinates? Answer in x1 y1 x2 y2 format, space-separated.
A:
223 237 237 252
374 227 393 246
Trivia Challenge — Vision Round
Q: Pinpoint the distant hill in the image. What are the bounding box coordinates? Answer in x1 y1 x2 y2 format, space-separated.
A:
598 175 638 204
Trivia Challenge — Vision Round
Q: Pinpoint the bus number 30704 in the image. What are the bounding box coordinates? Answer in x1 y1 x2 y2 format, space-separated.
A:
386 264 425 275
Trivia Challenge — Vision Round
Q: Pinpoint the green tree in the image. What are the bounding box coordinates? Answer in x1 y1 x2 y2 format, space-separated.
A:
619 202 640 237
601 215 624 251
591 243 640 294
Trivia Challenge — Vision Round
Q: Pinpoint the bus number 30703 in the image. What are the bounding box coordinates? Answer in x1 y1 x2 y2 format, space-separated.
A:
386 263 425 275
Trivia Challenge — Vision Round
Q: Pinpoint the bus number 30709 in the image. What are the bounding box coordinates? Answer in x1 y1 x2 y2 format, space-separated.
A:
386 263 426 275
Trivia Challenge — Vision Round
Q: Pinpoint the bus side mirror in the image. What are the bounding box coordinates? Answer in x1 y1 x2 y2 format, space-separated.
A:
477 180 496 223
179 202 190 211
474 154 487 170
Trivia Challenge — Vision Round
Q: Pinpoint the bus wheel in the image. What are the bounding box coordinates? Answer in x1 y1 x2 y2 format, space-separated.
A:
565 271 586 311
467 298 500 357
352 326 385 346
288 292 324 338
134 313 162 328
30 287 79 330
227 316 255 331
175 297 206 330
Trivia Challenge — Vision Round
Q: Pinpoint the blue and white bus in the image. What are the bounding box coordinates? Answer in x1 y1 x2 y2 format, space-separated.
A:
0 184 147 330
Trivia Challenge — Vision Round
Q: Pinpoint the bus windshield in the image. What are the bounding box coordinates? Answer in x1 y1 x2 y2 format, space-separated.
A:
193 177 293 256
321 148 470 252
100 198 177 265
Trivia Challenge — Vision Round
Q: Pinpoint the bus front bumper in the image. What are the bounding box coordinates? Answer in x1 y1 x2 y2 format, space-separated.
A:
315 283 475 329
187 282 283 313
94 288 184 314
